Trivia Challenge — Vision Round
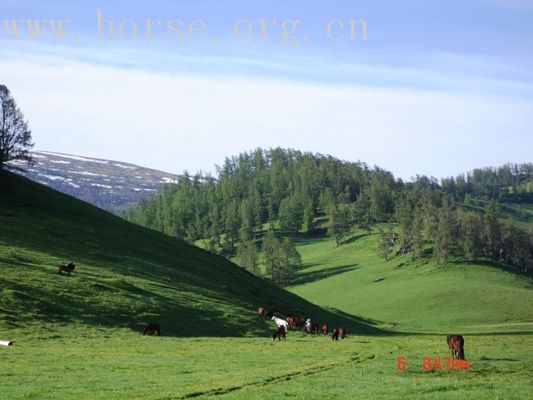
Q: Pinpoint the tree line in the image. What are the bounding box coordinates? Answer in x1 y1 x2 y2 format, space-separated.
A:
125 148 533 280
385 181 533 271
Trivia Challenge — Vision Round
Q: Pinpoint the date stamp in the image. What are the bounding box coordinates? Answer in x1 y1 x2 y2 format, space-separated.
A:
397 356 469 372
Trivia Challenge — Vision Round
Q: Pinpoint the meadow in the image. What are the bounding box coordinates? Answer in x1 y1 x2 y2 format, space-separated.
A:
1 170 532 399
289 231 533 334
1 326 531 399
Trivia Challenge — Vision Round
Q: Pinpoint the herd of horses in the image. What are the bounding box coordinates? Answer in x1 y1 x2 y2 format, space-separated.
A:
260 308 466 360
258 307 347 341
57 262 465 360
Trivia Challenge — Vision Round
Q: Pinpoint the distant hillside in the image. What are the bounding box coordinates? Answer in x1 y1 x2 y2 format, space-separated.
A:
0 170 376 336
288 229 533 334
6 151 179 213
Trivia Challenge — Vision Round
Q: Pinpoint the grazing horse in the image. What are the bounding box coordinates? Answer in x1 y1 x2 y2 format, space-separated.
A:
286 316 295 329
58 262 75 275
141 323 161 336
292 316 305 331
332 328 339 341
339 327 346 339
447 335 465 360
272 326 286 341
321 324 329 335
271 316 289 333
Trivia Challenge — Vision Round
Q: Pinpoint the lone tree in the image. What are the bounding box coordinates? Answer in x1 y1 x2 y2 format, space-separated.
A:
0 85 33 169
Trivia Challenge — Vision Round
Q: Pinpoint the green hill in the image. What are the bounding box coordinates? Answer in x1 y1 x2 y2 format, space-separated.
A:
288 229 533 334
0 170 376 336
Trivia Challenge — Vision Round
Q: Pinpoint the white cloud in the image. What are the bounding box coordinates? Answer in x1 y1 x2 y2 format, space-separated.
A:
0 51 531 180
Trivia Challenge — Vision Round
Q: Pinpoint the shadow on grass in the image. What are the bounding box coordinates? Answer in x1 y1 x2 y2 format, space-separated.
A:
292 264 358 285
341 233 373 246
449 259 533 280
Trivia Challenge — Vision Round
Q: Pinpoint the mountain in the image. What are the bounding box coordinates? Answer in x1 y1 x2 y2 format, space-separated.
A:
0 170 376 336
6 151 179 213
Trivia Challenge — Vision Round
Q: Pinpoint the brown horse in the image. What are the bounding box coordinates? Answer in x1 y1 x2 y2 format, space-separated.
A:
258 307 266 320
294 316 305 330
286 316 295 329
331 328 339 341
272 326 286 341
339 327 346 339
447 335 465 360
59 262 75 275
321 324 329 335
141 323 161 336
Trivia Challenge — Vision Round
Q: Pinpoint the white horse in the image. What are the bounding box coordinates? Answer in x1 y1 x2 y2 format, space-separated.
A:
271 316 289 333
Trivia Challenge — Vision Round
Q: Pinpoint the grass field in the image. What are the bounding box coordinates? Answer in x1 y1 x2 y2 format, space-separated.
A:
1 170 532 399
1 326 531 399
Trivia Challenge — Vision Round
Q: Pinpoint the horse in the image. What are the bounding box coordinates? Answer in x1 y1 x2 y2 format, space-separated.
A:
258 307 266 320
292 316 305 331
59 262 75 275
271 316 289 333
339 327 346 339
311 323 320 334
141 323 161 336
286 316 295 329
321 324 329 335
331 328 339 341
272 326 286 341
447 335 465 360
305 318 312 333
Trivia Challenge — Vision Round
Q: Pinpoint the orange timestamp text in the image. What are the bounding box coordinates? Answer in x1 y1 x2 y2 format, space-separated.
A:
397 356 469 372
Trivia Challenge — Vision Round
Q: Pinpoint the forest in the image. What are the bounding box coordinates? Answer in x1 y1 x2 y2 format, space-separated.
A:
125 148 533 284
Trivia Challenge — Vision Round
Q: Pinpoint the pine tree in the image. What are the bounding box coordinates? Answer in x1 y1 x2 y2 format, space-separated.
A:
483 201 501 261
263 230 280 279
237 240 258 275
327 204 350 247
377 228 394 261
459 210 482 262
278 238 302 286
435 197 456 265
303 201 314 232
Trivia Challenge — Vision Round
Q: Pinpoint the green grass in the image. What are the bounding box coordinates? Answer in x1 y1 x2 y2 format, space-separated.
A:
1 326 531 399
288 231 533 334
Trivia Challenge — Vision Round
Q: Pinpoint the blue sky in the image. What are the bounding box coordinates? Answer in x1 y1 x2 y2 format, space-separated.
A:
0 0 532 179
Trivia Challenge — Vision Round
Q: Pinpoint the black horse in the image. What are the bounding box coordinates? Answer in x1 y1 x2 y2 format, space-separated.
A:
272 326 286 341
59 262 75 275
141 323 161 336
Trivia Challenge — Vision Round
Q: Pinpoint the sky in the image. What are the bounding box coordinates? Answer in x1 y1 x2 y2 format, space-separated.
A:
0 0 532 180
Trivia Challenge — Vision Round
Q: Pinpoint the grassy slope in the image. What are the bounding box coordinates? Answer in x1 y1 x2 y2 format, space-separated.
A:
0 170 375 336
288 231 533 333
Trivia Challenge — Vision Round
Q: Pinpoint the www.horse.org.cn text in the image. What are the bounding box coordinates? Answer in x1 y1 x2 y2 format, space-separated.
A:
1 10 367 48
